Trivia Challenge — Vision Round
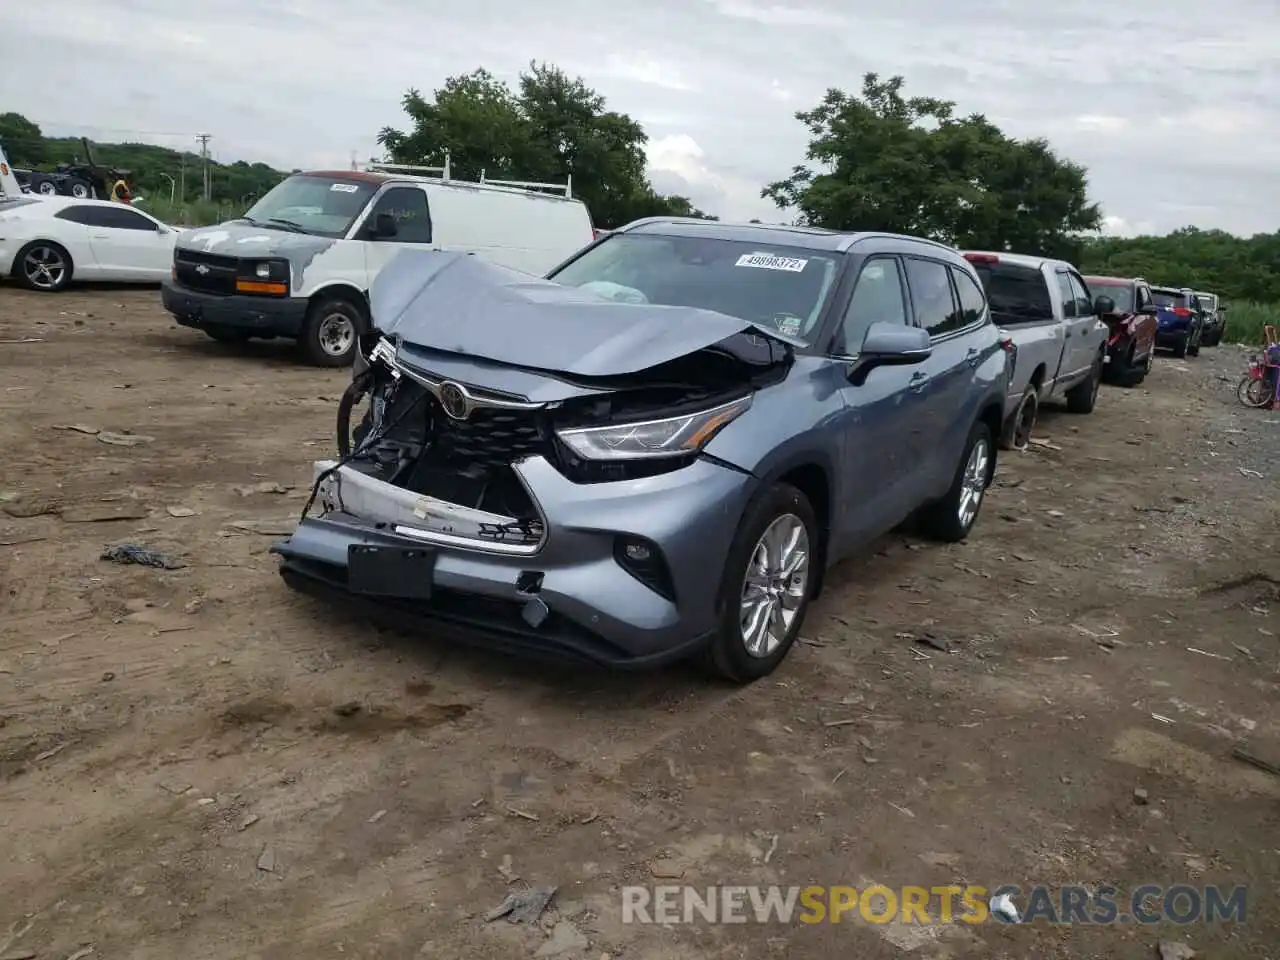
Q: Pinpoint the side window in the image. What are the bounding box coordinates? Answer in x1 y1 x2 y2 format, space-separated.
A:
1055 273 1077 318
54 206 97 226
1067 273 1092 316
99 207 160 231
834 257 908 354
951 268 987 327
904 257 961 337
366 187 432 243
1135 286 1151 311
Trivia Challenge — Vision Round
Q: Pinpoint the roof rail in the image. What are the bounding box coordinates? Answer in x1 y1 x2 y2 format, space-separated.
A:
478 169 572 199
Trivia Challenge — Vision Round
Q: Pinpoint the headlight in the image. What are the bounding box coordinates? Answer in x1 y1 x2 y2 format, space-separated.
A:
556 395 752 461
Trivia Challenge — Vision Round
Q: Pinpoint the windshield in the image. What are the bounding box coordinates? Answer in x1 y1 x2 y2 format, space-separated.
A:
1085 280 1134 313
241 174 377 238
1150 289 1188 309
548 233 842 344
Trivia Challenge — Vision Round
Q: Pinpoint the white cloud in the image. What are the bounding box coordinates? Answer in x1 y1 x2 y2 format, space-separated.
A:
0 0 1276 235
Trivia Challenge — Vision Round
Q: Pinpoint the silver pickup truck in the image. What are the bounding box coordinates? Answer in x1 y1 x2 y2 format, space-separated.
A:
962 251 1110 450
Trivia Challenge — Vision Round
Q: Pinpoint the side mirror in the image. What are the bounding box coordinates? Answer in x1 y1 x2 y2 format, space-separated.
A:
1219 304 1228 313
369 212 398 239
1093 295 1115 315
1139 303 1159 316
846 321 932 385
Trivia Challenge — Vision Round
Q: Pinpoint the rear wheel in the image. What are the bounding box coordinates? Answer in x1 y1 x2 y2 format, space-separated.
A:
917 420 994 543
13 241 73 292
1000 386 1038 451
65 177 93 199
299 295 364 367
1066 353 1103 413
1172 335 1188 359
1237 376 1271 408
703 483 817 684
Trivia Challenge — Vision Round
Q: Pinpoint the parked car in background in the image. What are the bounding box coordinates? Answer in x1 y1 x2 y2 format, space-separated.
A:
0 195 182 292
1150 286 1203 358
162 166 595 367
963 251 1109 450
1194 290 1226 346
273 220 1010 683
1081 274 1159 386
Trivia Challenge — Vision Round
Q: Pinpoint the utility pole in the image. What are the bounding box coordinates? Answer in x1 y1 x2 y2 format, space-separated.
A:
196 133 211 201
350 150 357 171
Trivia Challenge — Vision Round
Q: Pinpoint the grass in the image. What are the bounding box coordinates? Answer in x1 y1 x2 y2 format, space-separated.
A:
1225 301 1277 346
134 195 243 228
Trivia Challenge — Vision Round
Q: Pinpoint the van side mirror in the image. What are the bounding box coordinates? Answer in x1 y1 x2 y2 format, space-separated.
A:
846 321 932 385
369 212 398 239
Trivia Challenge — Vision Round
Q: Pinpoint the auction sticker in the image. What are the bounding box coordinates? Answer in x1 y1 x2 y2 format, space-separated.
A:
735 253 808 272
330 183 360 193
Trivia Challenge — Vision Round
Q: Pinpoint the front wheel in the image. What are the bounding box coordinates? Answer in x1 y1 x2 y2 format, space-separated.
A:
1065 353 1103 413
299 296 365 367
703 483 817 684
1187 329 1201 357
13 241 73 292
916 420 994 543
1237 375 1271 408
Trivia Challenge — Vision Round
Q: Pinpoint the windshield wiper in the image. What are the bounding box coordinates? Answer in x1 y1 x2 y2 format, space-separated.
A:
264 217 307 234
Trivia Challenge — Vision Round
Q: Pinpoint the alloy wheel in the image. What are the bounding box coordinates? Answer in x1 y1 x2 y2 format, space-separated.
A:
739 514 810 658
23 246 67 291
958 437 990 530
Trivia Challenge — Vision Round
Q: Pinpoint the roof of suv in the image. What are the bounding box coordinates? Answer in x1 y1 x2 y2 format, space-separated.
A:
618 217 961 255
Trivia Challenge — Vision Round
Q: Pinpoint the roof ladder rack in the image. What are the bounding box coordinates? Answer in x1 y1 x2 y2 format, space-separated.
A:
367 151 452 180
479 169 573 198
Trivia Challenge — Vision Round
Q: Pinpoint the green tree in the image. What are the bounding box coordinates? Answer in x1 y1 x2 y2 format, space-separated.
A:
378 63 714 228
764 74 1101 258
0 112 45 166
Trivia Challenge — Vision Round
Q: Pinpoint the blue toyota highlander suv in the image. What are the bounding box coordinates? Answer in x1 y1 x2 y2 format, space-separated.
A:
272 220 1011 682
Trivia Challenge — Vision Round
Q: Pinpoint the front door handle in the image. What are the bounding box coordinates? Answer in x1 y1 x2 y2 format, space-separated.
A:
966 347 980 367
909 372 928 393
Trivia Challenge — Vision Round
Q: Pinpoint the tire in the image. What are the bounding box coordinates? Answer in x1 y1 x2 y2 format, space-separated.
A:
1065 353 1103 413
1128 343 1155 386
916 420 994 543
12 240 73 292
64 177 93 199
299 295 364 367
999 385 1038 451
1187 330 1201 357
33 177 58 196
702 482 818 684
1237 376 1271 408
204 324 251 343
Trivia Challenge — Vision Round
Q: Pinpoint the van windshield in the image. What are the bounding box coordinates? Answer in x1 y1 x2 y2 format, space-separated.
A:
547 233 842 344
240 174 377 238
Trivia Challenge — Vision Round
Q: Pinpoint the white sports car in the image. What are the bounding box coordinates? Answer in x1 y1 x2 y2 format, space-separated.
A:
0 195 182 292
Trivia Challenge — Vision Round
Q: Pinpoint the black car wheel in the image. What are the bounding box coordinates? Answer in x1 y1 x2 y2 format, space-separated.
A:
299 296 365 367
1066 352 1103 413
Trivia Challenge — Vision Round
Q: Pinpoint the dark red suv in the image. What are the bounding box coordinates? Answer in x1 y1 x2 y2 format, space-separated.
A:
1083 275 1159 386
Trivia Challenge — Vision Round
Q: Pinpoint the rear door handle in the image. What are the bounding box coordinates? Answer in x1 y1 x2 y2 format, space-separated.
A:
909 372 928 393
966 347 980 367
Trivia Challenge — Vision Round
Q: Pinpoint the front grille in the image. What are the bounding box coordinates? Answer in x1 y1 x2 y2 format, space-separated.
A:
174 249 239 296
431 405 547 469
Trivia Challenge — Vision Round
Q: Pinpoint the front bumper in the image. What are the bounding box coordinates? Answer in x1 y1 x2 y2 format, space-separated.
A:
271 455 759 668
162 280 307 337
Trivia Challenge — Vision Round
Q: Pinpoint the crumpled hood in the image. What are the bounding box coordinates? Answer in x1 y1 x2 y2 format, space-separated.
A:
176 220 335 260
369 249 802 378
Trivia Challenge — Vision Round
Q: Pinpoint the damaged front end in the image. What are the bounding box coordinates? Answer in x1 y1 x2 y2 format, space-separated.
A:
270 250 797 666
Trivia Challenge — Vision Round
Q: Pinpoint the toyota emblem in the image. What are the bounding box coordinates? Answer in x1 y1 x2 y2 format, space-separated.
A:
195 264 209 275
438 382 470 420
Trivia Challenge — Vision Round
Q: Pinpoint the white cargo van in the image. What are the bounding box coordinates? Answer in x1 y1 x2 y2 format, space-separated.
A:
161 161 595 365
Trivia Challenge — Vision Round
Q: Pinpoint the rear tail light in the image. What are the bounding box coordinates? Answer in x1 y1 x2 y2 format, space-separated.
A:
1173 307 1192 317
998 337 1015 353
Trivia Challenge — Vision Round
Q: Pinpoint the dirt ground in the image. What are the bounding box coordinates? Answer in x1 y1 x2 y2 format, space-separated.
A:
1 285 1278 960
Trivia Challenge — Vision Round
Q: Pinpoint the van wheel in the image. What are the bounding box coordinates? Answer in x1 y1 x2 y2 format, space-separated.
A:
1000 386 1038 451
917 420 994 543
300 296 364 367
1066 353 1102 413
703 483 817 684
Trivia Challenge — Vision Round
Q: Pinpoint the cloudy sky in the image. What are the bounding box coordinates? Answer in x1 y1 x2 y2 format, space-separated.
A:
3 0 1277 236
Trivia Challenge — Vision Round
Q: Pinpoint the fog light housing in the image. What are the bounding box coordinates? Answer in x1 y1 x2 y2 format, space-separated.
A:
614 536 675 601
